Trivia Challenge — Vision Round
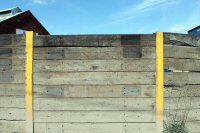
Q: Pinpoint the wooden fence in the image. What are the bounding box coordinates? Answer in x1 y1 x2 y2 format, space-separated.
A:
0 33 199 133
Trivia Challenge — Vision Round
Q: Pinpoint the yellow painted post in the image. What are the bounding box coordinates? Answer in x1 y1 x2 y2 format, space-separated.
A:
156 32 164 133
25 31 34 133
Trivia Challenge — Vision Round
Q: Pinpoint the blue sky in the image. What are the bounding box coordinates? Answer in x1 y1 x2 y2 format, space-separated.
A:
1 0 200 34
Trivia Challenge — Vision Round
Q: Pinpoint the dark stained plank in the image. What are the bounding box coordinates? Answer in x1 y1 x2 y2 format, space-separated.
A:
34 34 155 47
165 33 200 47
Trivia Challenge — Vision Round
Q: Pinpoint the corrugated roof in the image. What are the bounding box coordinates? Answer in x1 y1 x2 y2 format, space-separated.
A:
0 7 24 22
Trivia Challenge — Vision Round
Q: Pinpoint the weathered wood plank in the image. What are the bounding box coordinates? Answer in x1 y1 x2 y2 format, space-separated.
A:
1 108 155 122
0 35 12 45
0 121 157 133
165 45 200 59
34 72 155 85
1 121 200 133
1 97 200 110
0 84 25 96
0 108 25 121
35 60 155 72
165 109 200 122
34 34 155 47
0 120 25 133
165 72 200 86
165 85 200 97
187 121 200 133
35 110 155 123
165 58 200 71
35 123 157 133
34 122 200 133
0 59 12 70
0 72 14 83
165 97 199 110
0 71 24 83
0 48 12 58
0 97 155 110
11 47 155 60
0 84 155 98
165 33 200 47
1 84 199 98
33 98 155 111
9 59 156 72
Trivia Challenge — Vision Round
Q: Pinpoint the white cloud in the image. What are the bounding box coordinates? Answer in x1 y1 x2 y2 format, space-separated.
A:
109 0 175 24
167 24 187 33
33 0 55 5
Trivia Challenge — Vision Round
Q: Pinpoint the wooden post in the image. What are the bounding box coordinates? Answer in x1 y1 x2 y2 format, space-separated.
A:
25 31 34 133
156 32 164 133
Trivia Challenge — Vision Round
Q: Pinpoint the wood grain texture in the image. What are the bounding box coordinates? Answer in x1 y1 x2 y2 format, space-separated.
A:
0 35 12 45
165 33 200 47
1 96 200 110
34 34 155 47
37 123 198 133
11 59 155 72
33 72 155 85
2 121 200 133
165 72 200 85
165 58 200 71
0 97 155 111
165 45 200 59
1 108 156 122
0 71 24 83
34 110 155 123
0 121 157 133
1 84 200 98
10 47 156 60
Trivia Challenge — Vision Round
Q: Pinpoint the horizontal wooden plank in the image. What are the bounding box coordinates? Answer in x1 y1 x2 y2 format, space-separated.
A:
1 84 199 98
165 45 200 59
34 122 200 133
0 121 157 133
165 109 200 122
12 59 155 72
0 84 25 96
0 108 155 122
0 120 25 133
165 72 200 86
0 108 25 121
9 45 200 60
165 85 200 97
165 33 200 47
0 59 12 70
186 121 200 133
0 48 12 58
0 97 155 110
1 96 200 110
34 34 155 47
35 110 155 123
0 35 12 45
0 84 155 98
1 120 200 133
34 72 155 85
0 34 25 46
0 71 24 83
165 58 200 71
0 72 14 83
35 123 157 133
10 47 155 60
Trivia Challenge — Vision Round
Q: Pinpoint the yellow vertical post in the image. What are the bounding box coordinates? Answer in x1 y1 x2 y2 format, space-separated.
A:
25 31 34 133
156 32 164 133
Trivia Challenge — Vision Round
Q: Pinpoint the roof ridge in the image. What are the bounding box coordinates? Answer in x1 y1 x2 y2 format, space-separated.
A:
0 7 22 13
